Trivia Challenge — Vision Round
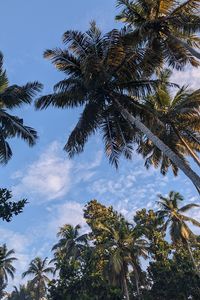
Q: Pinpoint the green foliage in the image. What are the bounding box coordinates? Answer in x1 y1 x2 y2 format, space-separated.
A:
1 0 200 299
35 22 159 168
7 283 34 300
47 192 200 299
2 191 199 299
134 208 171 261
0 189 27 222
138 69 200 175
22 257 54 300
0 52 42 164
0 244 17 299
146 245 200 299
35 17 200 191
116 0 200 69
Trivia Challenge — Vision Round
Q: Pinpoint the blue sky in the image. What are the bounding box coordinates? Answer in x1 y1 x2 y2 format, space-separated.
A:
0 0 199 287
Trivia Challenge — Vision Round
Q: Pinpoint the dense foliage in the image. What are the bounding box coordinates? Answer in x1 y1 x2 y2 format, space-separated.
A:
0 189 27 222
3 192 199 300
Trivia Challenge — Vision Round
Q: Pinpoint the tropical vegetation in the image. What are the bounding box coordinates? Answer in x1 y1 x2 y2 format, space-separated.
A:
0 0 200 299
2 192 200 300
35 20 200 191
22 257 54 300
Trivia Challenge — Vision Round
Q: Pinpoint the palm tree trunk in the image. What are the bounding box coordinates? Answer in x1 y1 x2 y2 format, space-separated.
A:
114 99 200 193
134 269 141 300
123 276 130 300
169 35 200 59
37 282 41 300
122 265 130 300
186 240 200 277
171 125 200 167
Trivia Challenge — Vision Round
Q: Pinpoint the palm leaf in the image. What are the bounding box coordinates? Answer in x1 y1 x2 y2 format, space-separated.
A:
182 215 200 227
0 134 12 164
170 0 199 16
179 203 200 212
64 100 102 157
0 82 42 109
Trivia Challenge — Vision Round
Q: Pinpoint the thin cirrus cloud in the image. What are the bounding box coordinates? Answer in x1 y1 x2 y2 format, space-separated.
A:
11 141 102 203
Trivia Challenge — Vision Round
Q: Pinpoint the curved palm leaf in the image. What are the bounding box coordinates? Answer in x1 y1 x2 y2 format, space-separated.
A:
0 53 42 164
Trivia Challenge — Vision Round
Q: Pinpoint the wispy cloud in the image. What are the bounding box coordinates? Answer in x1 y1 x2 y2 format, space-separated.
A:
12 142 73 202
12 141 103 203
171 67 200 90
47 201 86 236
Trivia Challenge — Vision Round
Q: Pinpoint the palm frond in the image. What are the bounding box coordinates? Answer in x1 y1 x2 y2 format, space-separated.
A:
62 30 89 57
179 203 200 212
64 100 102 157
182 215 200 227
0 110 37 146
0 134 12 164
44 48 81 75
170 0 199 16
0 82 42 109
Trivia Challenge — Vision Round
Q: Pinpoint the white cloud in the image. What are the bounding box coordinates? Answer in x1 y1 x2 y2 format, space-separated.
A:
12 141 72 202
12 142 102 203
171 67 200 90
0 228 29 254
47 201 86 237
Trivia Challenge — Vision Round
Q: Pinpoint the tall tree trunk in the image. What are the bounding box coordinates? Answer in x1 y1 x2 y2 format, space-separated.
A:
169 35 200 60
172 125 200 167
122 265 130 300
134 268 141 300
114 99 200 193
186 240 200 277
37 281 41 300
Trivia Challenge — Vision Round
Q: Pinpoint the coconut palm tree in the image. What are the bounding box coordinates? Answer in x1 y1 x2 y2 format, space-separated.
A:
52 224 88 262
22 257 54 300
0 244 17 283
138 69 200 175
157 191 200 272
0 244 17 299
96 218 148 300
35 22 200 191
116 0 200 69
7 284 32 300
0 52 42 164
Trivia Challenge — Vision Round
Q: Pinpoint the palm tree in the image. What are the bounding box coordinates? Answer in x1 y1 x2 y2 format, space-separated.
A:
0 244 17 299
35 22 200 191
157 191 200 272
95 218 148 299
138 69 200 175
22 257 54 300
8 284 32 300
0 244 17 283
52 224 88 262
0 52 42 164
116 0 200 69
